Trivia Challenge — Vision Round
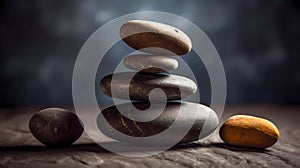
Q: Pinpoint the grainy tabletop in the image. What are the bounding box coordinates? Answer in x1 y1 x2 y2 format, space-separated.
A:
0 105 299 168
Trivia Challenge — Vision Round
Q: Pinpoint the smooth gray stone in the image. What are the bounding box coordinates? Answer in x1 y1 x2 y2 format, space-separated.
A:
97 102 219 145
123 54 178 73
100 72 197 101
29 108 84 147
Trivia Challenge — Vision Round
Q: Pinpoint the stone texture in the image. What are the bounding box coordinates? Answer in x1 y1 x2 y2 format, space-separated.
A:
120 20 192 56
29 107 84 147
123 54 178 73
0 106 299 168
97 102 218 145
220 115 280 148
100 72 197 101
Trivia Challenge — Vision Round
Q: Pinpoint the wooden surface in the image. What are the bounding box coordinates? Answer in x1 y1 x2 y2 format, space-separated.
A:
0 105 299 168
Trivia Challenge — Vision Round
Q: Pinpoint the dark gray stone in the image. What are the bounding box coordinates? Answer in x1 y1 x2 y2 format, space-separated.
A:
123 54 178 73
100 72 197 101
97 102 218 145
29 107 84 147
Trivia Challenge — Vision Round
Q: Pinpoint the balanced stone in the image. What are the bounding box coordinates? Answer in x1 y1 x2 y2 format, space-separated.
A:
120 20 192 56
220 115 280 148
29 107 84 147
123 54 178 73
97 102 218 145
100 72 197 101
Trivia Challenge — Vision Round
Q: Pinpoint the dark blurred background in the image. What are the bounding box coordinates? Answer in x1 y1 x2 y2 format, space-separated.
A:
0 0 300 107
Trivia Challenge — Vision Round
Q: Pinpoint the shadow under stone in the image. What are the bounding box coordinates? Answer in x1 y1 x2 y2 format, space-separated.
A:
0 143 109 153
0 141 271 154
209 142 270 152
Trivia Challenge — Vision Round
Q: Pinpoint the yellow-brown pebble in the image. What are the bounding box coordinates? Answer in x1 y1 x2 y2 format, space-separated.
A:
219 115 279 148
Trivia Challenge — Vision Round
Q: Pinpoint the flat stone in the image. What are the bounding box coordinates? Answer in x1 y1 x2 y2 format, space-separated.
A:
97 102 218 145
120 20 192 56
123 54 178 73
100 72 197 101
29 107 84 147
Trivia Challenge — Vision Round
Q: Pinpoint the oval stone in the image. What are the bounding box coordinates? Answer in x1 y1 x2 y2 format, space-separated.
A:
219 115 280 148
120 20 192 56
97 102 218 145
100 72 197 101
29 108 84 147
123 54 178 73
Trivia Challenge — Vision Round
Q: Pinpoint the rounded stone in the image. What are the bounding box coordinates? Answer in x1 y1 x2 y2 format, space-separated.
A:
123 54 178 73
120 20 192 56
29 107 84 147
100 72 197 101
219 115 280 148
97 102 219 145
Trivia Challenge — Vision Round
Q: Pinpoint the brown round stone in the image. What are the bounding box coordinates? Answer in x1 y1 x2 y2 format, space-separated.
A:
100 72 197 101
120 20 192 56
29 107 84 147
123 54 178 73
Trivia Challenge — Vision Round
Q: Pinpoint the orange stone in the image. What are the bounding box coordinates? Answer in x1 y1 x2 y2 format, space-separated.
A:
219 115 279 148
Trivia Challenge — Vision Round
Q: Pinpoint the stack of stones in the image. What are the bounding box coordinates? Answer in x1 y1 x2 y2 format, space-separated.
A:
99 20 219 145
28 20 280 149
